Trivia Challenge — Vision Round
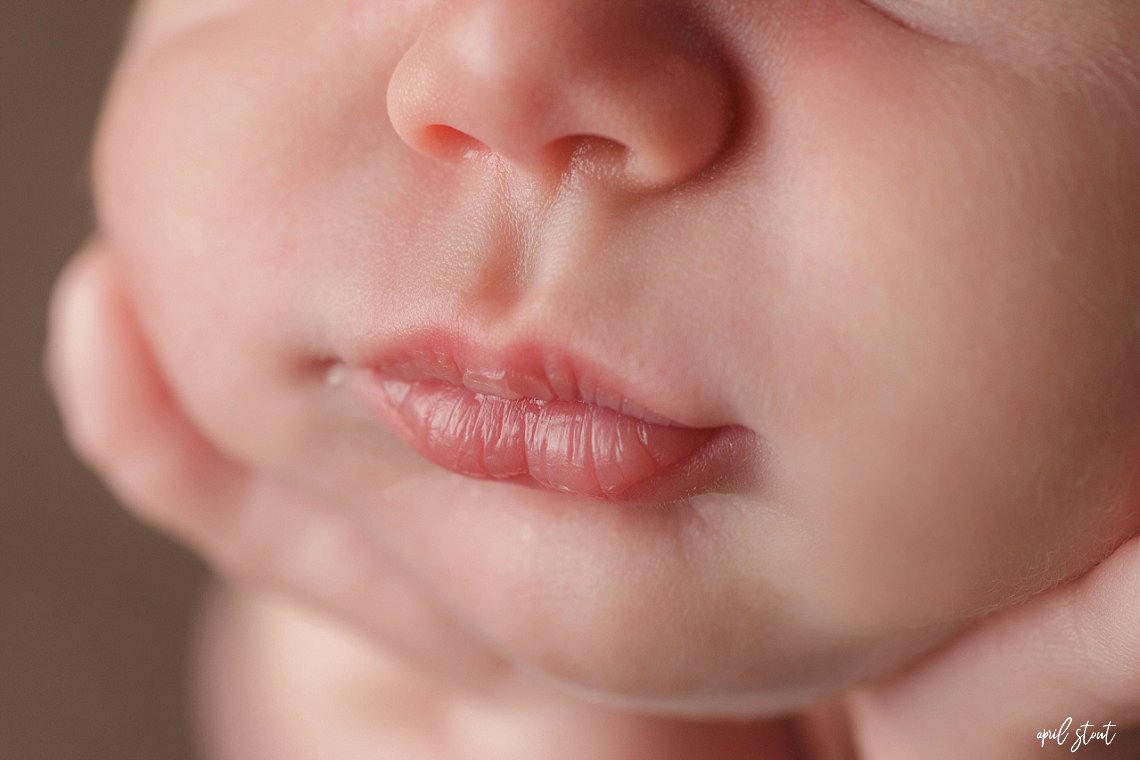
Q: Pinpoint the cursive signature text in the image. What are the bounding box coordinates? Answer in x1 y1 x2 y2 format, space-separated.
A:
1038 717 1117 752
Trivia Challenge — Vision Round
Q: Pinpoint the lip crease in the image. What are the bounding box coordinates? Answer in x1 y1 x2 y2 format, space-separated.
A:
338 337 755 501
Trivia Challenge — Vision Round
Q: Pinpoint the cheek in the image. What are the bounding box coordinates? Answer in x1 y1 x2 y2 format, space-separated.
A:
92 7 411 469
759 29 1140 627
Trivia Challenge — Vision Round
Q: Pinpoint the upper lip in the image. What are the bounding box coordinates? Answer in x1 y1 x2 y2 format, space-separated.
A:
343 327 726 429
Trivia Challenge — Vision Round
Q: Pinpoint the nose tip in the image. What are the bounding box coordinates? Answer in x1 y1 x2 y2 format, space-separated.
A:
385 0 735 190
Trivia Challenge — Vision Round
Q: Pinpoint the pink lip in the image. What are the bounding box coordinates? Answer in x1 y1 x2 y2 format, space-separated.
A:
341 337 753 501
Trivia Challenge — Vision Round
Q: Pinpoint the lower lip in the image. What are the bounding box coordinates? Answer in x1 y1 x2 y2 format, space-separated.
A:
349 372 747 501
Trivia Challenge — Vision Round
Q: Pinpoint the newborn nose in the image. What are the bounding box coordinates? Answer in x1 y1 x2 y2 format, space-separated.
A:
386 0 735 190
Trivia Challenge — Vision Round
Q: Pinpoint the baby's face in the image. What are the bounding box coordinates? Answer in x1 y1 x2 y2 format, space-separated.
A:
95 0 1140 714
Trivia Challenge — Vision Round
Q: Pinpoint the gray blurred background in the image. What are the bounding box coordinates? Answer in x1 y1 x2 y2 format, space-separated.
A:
1 3 207 758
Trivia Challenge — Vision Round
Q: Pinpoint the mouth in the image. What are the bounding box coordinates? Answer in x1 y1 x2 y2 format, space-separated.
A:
338 335 756 501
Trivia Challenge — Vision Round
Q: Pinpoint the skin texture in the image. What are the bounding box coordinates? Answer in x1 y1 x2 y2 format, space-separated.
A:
48 0 1140 756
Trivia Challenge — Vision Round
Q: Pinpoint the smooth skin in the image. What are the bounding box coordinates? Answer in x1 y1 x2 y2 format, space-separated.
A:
49 0 1140 756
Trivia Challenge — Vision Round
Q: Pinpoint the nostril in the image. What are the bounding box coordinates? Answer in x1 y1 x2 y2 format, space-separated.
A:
546 134 631 182
418 125 489 161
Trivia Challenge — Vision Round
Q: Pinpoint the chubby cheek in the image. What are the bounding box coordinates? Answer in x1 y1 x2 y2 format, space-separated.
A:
92 7 410 473
760 28 1140 629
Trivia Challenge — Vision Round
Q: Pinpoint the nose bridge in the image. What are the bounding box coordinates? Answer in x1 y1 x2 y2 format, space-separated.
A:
386 0 736 190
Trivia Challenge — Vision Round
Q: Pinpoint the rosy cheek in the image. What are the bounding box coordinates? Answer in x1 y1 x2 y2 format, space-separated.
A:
128 0 246 47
